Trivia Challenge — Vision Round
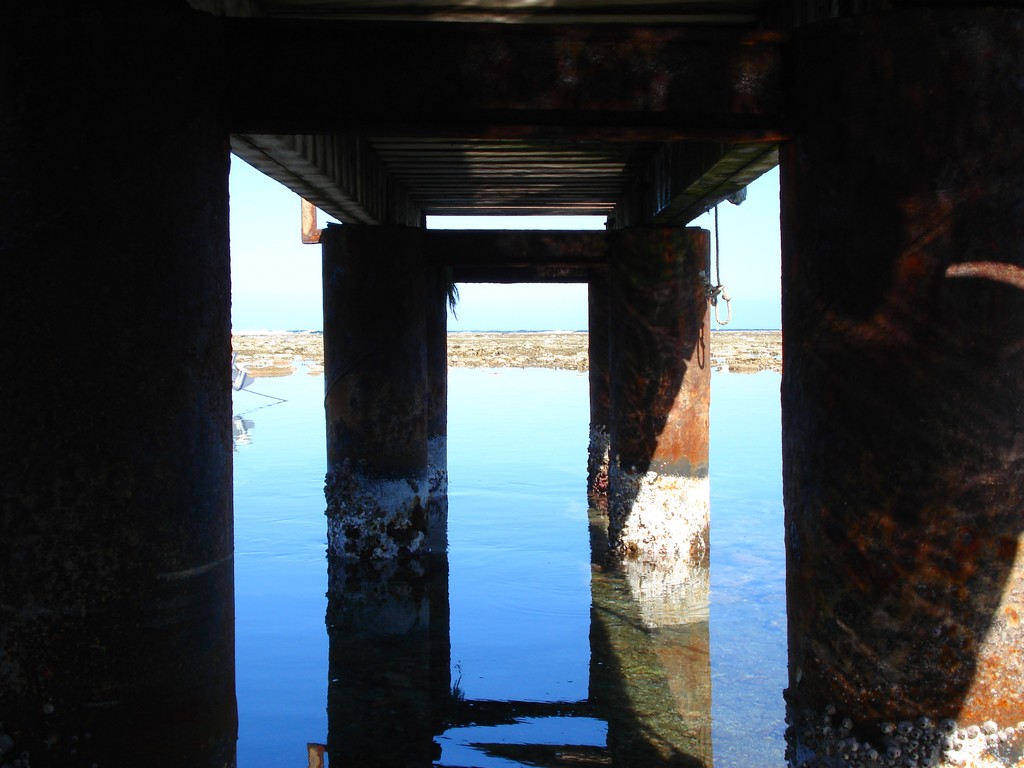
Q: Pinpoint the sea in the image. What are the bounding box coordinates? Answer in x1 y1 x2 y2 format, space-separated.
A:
232 361 786 767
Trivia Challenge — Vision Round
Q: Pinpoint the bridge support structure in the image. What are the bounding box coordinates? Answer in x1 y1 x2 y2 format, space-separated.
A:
781 9 1024 766
0 5 236 765
607 228 712 566
588 273 612 502
322 224 431 562
426 266 450 552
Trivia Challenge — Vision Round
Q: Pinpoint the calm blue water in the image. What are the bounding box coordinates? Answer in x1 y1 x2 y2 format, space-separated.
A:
232 365 785 767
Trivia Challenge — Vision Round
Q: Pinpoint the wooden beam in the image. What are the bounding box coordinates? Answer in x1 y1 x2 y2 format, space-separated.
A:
614 141 778 226
427 229 608 281
230 133 422 225
225 19 791 142
426 229 608 268
451 265 595 283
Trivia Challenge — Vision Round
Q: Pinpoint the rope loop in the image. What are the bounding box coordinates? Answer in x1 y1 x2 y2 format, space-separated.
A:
713 286 731 326
699 269 731 326
707 205 732 326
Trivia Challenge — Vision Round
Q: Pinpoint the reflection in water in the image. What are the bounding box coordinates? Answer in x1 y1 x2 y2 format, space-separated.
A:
590 508 712 768
230 368 785 765
325 507 712 767
327 556 451 766
233 415 255 447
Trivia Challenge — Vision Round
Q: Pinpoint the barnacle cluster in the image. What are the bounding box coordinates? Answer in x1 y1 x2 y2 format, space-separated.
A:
785 699 1024 767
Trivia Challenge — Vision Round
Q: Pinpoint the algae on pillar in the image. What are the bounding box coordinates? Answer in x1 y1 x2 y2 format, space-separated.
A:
607 227 712 565
781 9 1024 766
322 224 431 561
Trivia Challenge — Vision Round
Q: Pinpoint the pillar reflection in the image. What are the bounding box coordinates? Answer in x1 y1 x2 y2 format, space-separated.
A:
326 555 452 767
324 507 713 767
590 506 713 768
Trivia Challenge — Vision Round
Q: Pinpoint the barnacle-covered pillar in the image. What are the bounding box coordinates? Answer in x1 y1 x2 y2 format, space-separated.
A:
607 227 711 563
588 272 611 502
426 266 450 551
781 9 1024 766
322 224 430 561
0 5 235 765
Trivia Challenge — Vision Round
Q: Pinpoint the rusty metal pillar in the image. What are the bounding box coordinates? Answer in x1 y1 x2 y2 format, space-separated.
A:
426 266 449 552
607 227 711 563
782 9 1024 766
588 272 612 503
0 5 235 766
322 224 430 561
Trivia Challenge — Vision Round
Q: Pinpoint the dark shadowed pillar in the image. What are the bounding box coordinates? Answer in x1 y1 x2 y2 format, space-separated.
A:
426 266 450 552
322 224 430 561
782 9 1024 766
0 5 235 766
588 272 612 502
326 557 448 767
607 228 711 564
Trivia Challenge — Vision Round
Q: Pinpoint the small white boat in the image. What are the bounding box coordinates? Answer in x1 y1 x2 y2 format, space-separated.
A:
231 353 255 392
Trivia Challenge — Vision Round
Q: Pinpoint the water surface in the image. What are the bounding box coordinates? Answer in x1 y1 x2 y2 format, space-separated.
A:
232 365 785 766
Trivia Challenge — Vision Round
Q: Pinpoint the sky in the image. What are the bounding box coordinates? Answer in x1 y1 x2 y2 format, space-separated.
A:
228 155 781 331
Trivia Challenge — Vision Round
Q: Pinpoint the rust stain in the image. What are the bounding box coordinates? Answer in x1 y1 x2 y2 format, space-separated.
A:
301 197 322 244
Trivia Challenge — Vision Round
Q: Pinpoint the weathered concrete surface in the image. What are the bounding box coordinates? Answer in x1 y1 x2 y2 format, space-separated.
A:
781 9 1024 766
322 225 430 561
426 267 450 552
0 4 235 766
607 228 712 563
589 274 612 501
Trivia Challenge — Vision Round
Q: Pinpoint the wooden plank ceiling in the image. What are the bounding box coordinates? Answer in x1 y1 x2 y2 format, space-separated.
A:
201 0 783 224
368 138 638 217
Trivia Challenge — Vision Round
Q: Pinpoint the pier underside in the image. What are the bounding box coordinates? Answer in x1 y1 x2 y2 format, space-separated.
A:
3 2 1023 766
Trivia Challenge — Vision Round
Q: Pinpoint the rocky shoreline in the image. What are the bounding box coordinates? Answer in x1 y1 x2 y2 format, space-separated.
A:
231 330 782 378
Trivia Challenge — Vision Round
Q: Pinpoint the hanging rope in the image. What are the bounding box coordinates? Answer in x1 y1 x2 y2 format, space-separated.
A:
701 205 732 326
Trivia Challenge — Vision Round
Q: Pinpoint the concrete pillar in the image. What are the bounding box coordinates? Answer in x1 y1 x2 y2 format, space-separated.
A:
0 5 235 766
607 228 711 563
322 224 430 561
426 266 450 552
781 9 1024 766
588 272 612 502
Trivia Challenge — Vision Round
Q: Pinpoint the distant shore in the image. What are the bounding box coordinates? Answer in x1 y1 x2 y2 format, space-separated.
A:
231 329 782 378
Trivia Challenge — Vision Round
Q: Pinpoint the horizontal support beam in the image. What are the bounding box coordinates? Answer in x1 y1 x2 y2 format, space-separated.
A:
430 229 606 281
231 133 422 225
225 20 791 141
451 265 596 283
426 229 608 269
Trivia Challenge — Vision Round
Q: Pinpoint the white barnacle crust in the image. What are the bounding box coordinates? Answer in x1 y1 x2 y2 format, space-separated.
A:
785 701 1024 768
325 460 429 561
608 464 709 562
